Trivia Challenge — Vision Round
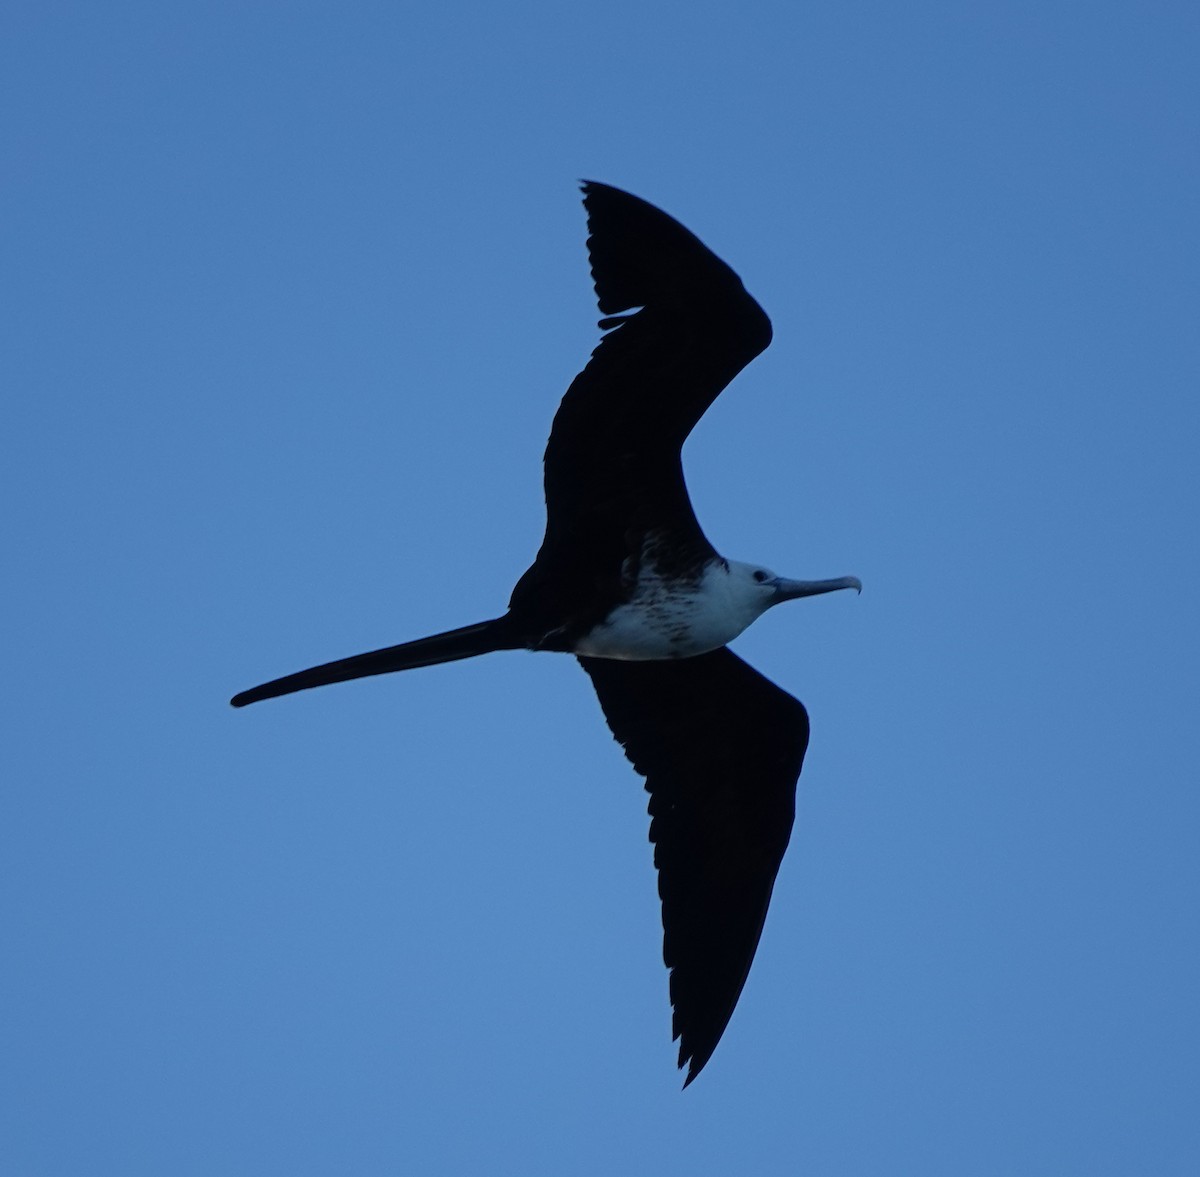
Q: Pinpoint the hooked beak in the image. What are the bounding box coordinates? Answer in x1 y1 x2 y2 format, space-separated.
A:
771 575 862 603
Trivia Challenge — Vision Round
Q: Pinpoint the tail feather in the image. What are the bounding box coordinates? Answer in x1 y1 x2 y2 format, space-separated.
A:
230 616 517 708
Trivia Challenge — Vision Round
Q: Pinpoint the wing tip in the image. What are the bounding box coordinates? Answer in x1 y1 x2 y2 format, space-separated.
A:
575 180 772 352
678 1040 716 1089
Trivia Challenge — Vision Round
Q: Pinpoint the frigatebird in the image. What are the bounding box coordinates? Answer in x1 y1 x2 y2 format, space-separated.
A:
232 181 860 1085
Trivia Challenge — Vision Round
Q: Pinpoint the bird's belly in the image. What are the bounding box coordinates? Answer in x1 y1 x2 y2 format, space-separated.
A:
572 594 746 661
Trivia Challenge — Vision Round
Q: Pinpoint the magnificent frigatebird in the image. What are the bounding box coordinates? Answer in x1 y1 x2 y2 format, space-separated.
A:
232 181 860 1085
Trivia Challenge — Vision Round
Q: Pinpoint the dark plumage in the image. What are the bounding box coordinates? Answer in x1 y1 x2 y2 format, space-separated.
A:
233 182 859 1085
581 649 808 1083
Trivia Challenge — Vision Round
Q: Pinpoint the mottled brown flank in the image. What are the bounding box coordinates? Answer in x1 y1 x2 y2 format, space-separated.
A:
637 528 713 585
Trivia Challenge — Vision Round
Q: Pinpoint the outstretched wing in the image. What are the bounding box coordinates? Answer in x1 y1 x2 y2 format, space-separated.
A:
578 648 809 1086
512 183 772 631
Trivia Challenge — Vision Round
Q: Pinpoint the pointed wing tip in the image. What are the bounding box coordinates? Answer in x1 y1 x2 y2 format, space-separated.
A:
674 1001 721 1089
574 181 773 351
679 1042 716 1089
579 179 625 214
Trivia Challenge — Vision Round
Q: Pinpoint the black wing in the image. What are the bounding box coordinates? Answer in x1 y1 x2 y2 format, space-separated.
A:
510 183 772 633
579 648 809 1086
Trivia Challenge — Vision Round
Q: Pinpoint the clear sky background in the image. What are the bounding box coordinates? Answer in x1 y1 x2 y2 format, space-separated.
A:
4 2 1198 1174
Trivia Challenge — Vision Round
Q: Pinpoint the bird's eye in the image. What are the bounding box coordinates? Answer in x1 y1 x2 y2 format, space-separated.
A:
753 570 769 583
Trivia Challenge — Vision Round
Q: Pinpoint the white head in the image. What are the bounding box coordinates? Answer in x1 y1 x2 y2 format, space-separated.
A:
719 559 863 631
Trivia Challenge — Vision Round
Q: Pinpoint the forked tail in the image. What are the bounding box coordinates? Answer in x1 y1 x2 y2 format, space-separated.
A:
230 616 518 708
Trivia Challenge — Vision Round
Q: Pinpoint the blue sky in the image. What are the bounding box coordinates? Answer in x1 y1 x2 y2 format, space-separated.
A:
4 1 1198 1173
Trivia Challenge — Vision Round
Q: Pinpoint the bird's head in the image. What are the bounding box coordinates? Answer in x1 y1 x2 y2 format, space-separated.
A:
724 559 862 622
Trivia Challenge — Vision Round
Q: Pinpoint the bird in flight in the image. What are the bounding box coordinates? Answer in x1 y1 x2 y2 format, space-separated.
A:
233 181 860 1085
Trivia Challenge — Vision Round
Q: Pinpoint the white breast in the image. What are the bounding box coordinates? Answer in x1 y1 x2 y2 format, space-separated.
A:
573 561 769 661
